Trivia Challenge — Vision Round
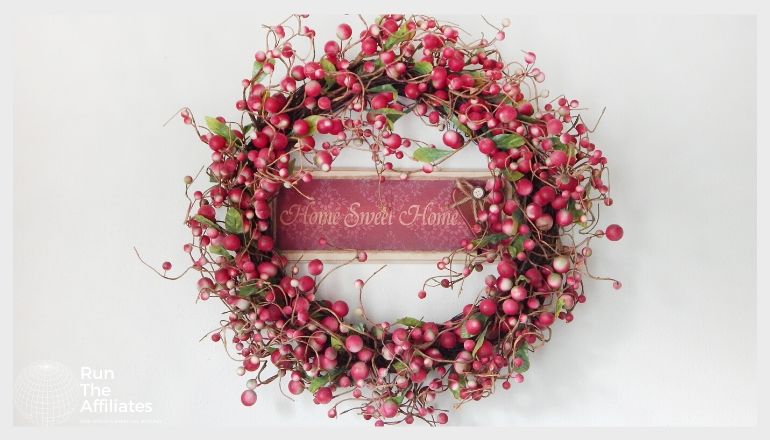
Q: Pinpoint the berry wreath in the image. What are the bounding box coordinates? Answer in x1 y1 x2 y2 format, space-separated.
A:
151 14 624 426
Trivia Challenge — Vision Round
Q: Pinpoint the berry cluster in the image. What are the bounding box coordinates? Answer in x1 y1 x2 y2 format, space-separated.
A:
167 14 622 426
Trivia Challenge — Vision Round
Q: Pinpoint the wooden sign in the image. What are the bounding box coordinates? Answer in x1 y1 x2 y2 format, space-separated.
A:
273 170 489 261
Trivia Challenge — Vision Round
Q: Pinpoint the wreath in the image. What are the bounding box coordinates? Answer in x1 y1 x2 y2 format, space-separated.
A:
154 14 624 426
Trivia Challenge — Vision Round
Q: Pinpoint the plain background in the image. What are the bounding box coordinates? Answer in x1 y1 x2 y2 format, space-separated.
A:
12 13 757 426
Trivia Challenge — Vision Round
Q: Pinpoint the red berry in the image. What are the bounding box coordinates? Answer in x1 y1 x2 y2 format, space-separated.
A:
208 135 226 151
442 130 464 149
331 300 349 318
297 276 315 292
478 299 497 316
222 234 241 251
538 312 555 327
336 23 352 40
605 224 624 241
241 390 257 406
307 259 324 276
292 119 310 136
502 299 520 315
345 335 364 353
464 318 483 336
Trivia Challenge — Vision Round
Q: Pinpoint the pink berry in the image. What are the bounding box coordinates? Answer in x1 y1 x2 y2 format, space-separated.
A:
208 135 227 151
555 209 573 227
331 300 349 318
478 299 497 316
442 130 464 149
510 285 527 301
605 224 624 241
345 335 364 353
336 23 352 40
465 318 483 336
477 137 497 155
308 259 324 276
292 119 310 136
502 299 520 315
349 361 370 381
546 118 563 135
515 179 533 196
241 390 257 406
538 312 555 326
222 234 241 251
288 380 305 395
548 150 568 167
497 104 517 123
380 400 398 418
297 275 315 292
314 386 333 404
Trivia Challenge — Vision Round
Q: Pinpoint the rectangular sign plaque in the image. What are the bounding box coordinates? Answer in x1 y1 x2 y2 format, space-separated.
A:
273 170 488 262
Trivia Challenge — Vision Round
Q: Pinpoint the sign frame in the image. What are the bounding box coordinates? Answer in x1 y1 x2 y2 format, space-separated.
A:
271 169 491 262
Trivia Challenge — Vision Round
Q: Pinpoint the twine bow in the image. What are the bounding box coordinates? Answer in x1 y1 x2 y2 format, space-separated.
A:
450 179 487 231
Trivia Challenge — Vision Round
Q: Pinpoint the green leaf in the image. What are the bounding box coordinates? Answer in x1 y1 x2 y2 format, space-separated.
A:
367 84 398 101
238 284 258 297
516 114 539 124
299 115 323 136
393 360 409 374
320 58 336 74
554 296 566 317
513 344 530 373
208 244 231 257
492 133 526 150
391 394 405 405
383 24 415 50
320 58 337 87
466 70 487 87
308 374 331 393
568 200 587 227
330 335 344 350
443 106 473 137
503 169 525 182
471 326 488 358
486 93 515 105
508 234 527 256
224 207 243 234
351 323 366 333
192 215 218 230
450 375 467 400
450 116 472 137
412 147 452 163
251 58 274 83
371 107 404 128
472 232 508 248
204 116 235 144
413 61 433 75
395 317 424 327
549 136 576 160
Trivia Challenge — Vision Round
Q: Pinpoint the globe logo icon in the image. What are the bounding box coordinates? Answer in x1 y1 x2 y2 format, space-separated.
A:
14 361 80 426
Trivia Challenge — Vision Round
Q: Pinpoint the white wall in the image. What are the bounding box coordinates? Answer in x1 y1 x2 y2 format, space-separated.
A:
13 14 756 426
